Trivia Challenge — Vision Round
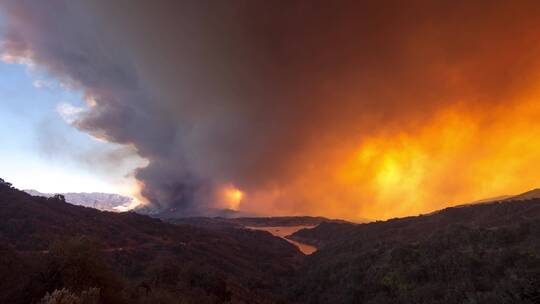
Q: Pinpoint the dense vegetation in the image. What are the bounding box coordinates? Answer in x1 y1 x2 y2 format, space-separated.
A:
2 177 540 303
168 216 348 229
289 201 540 303
0 179 302 303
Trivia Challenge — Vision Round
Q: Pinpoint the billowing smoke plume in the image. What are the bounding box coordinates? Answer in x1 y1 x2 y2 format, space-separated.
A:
3 1 540 219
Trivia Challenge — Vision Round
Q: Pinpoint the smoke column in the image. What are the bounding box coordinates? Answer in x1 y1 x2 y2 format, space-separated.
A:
3 1 540 219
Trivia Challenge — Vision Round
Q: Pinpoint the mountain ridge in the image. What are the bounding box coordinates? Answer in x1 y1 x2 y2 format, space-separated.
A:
1 180 303 303
4 178 540 303
24 189 133 212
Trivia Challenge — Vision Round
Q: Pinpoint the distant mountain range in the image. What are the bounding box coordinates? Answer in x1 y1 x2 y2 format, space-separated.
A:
23 187 540 219
167 216 349 230
24 189 133 212
140 206 247 218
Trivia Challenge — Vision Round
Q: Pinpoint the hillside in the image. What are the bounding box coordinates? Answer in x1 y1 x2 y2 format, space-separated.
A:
454 188 540 208
4 176 540 303
0 179 303 303
288 199 540 303
167 216 347 255
507 188 540 201
168 216 348 229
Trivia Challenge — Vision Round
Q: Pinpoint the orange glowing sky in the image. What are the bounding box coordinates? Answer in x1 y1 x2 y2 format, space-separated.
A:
5 1 540 220
98 1 540 220
220 185 244 211
239 92 540 221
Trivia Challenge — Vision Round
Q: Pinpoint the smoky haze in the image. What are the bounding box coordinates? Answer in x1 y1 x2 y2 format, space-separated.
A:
3 1 540 219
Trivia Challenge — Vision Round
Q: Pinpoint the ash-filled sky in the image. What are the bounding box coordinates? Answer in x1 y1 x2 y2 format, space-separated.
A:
2 1 540 220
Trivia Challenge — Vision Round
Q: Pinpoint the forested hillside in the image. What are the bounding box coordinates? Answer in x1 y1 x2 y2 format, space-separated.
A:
289 200 540 303
2 177 540 303
0 179 302 303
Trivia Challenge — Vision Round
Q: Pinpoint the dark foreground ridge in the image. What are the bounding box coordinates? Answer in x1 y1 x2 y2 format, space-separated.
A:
1 178 540 303
289 199 540 303
0 179 302 303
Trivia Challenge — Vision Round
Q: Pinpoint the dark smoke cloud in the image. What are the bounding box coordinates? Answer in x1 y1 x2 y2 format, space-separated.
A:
2 1 540 215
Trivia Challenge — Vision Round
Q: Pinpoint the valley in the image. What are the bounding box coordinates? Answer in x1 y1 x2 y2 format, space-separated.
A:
2 179 540 303
246 226 317 255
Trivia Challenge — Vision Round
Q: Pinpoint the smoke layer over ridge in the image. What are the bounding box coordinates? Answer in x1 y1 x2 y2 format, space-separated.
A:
3 1 540 219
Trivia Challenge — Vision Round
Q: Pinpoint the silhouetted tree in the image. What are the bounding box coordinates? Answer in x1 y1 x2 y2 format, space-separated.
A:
0 178 12 188
52 194 66 202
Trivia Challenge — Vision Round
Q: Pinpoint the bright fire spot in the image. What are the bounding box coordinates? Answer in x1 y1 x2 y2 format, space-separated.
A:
242 97 540 221
116 179 149 212
221 185 244 211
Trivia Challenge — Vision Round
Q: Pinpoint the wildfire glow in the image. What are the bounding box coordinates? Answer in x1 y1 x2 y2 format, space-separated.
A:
240 93 540 221
221 185 244 211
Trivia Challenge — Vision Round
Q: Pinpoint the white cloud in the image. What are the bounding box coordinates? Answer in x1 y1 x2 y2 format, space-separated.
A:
32 79 55 89
1 53 33 66
56 102 86 124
